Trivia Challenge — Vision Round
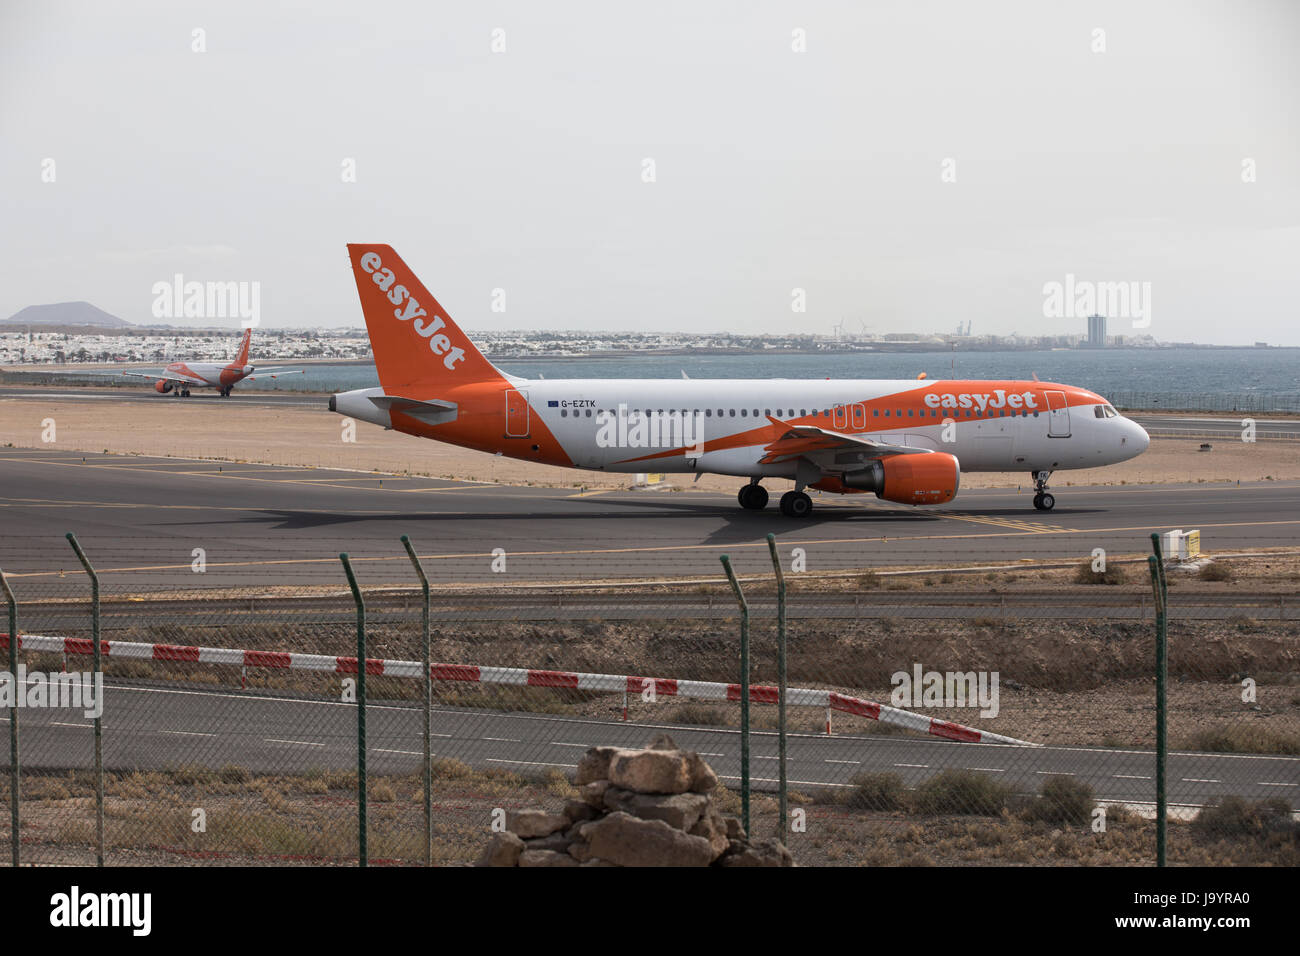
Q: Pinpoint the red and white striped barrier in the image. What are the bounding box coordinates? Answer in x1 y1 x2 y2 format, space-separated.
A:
0 632 1034 746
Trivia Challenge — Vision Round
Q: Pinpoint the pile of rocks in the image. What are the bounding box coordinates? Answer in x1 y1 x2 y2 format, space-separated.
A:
477 734 793 867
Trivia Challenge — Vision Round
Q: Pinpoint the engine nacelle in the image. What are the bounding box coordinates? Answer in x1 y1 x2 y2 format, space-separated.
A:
838 452 960 505
155 380 174 393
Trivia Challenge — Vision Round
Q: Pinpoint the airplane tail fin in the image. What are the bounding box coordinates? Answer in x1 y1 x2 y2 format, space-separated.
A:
234 327 252 365
346 244 504 392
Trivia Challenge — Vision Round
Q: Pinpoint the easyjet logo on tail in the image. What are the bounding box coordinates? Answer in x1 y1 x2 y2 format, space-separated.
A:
358 251 466 371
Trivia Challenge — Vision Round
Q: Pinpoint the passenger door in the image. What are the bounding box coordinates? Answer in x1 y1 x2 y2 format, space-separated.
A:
505 389 530 437
1045 390 1071 438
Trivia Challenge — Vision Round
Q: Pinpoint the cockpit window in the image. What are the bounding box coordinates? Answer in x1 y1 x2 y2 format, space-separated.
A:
1095 405 1119 418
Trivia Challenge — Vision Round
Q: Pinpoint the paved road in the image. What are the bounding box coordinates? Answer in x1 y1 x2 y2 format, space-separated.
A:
1 447 1297 589
0 385 323 408
7 679 1294 811
1131 414 1300 441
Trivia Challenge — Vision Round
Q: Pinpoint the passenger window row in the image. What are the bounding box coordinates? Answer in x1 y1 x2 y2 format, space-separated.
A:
557 405 1041 420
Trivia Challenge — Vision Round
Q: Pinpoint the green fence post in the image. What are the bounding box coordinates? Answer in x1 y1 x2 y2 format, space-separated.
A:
0 568 18 867
765 534 787 839
719 555 750 836
400 535 432 868
340 553 367 868
65 533 104 868
1147 533 1168 867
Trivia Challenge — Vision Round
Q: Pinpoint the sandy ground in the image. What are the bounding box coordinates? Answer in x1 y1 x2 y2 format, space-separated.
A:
6 752 1294 867
2 397 1298 491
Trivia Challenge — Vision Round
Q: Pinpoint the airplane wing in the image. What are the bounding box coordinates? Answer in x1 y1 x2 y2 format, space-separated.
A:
122 370 207 386
758 416 935 466
242 368 305 381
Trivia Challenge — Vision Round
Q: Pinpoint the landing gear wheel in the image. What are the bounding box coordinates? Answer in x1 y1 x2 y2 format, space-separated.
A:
1030 470 1054 511
779 490 813 518
738 484 769 510
180 388 190 397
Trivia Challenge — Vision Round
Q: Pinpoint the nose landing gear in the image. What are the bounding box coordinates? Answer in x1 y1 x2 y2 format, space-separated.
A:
1031 471 1055 511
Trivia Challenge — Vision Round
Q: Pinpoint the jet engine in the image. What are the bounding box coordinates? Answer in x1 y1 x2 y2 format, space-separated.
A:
155 380 174 394
838 452 960 505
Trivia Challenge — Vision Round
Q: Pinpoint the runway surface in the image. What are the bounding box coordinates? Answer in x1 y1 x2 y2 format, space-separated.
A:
9 679 1294 809
1 446 1298 590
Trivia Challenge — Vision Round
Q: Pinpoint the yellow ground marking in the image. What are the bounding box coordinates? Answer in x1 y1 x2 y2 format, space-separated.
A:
931 512 1081 533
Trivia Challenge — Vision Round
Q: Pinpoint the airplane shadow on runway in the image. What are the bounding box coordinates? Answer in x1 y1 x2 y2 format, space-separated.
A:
184 497 1107 549
574 496 1107 546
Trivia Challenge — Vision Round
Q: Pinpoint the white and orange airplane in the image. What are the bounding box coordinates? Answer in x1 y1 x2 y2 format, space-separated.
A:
123 328 302 397
331 245 1149 515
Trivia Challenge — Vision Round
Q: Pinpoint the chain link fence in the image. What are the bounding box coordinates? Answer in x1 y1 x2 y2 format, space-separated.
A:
1 534 1296 866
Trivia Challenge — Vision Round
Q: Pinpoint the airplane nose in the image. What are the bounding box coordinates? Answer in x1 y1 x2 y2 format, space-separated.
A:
1122 419 1149 454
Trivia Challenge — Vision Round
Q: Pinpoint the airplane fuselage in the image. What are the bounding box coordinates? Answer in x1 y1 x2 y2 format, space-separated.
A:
337 244 1150 514
332 376 1149 481
161 360 254 389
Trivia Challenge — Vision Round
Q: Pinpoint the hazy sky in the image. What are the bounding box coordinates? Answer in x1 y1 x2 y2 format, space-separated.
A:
2 0 1297 344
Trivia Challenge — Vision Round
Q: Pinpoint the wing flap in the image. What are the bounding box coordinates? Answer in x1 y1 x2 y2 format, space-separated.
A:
243 368 305 381
759 416 933 465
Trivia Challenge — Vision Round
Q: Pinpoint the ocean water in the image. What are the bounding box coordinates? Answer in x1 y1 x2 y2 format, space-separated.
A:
267 348 1300 412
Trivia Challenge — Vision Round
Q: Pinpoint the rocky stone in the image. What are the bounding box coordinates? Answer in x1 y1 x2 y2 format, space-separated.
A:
519 849 579 867
574 746 621 785
567 835 593 863
689 804 730 859
524 829 574 853
602 787 710 831
474 736 794 866
506 809 568 839
564 798 599 824
580 811 715 867
607 749 693 794
578 780 611 808
687 752 719 793
724 816 746 841
717 838 795 867
476 831 525 867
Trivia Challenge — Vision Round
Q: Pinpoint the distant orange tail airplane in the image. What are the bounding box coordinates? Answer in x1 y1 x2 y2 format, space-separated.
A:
123 328 302 397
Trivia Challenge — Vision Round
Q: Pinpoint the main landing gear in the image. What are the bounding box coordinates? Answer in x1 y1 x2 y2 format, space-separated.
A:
737 482 769 510
1031 471 1055 511
737 482 812 517
780 490 813 518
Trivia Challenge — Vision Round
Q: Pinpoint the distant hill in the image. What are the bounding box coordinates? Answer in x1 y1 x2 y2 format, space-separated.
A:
1 302 133 328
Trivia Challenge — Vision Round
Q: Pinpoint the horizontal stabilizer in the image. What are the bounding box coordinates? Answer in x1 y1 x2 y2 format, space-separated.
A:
369 394 458 425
